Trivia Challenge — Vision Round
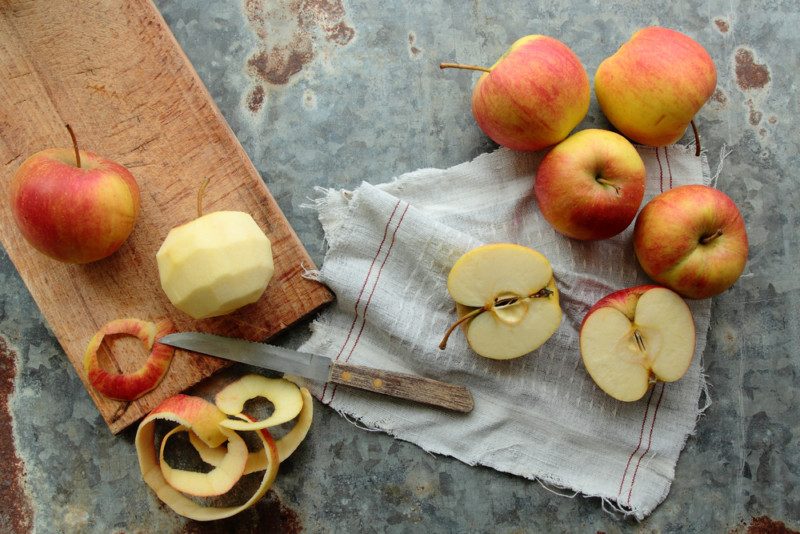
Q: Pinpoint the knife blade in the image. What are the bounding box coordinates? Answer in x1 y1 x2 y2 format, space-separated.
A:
159 332 473 413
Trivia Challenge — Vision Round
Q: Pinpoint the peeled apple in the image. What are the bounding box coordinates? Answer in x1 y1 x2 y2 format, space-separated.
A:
156 210 274 319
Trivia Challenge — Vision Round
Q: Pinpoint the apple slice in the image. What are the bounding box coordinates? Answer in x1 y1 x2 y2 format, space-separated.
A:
83 318 176 401
214 375 305 431
440 243 562 359
579 285 696 402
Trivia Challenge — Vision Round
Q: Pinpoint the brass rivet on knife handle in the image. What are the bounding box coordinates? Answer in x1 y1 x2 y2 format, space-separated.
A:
328 361 474 413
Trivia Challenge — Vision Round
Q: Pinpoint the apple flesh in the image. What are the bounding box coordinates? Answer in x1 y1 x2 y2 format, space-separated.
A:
534 129 646 240
594 27 717 148
214 375 305 431
580 285 696 402
441 243 562 359
441 35 590 151
10 144 140 264
156 210 274 319
633 184 748 299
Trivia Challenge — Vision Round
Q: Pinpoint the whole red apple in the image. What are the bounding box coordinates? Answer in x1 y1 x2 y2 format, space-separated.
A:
633 184 748 299
9 135 140 264
534 129 646 240
594 27 717 148
441 35 590 151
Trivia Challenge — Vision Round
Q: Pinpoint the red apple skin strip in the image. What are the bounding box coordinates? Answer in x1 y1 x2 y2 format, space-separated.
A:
83 318 176 401
135 394 280 521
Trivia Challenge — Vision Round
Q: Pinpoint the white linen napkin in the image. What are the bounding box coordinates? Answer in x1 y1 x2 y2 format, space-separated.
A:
294 144 712 519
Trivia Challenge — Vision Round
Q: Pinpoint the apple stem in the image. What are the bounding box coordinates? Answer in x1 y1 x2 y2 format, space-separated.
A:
691 119 701 157
197 177 211 217
439 62 491 73
439 306 487 350
700 229 723 244
595 177 621 197
66 124 81 168
439 288 554 350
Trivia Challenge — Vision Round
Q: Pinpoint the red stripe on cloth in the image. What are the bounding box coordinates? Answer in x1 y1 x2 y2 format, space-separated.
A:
625 383 666 507
655 147 665 193
617 385 657 501
321 199 409 405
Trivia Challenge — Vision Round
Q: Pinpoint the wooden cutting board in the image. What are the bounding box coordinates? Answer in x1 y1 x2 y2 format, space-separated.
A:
0 0 334 433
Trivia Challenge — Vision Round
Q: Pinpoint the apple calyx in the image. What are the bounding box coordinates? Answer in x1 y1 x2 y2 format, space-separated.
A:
439 287 554 350
64 123 82 168
439 62 491 73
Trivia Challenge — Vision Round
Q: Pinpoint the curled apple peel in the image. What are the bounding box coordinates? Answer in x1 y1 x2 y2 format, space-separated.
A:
135 375 312 520
214 375 305 431
84 318 176 401
159 425 248 497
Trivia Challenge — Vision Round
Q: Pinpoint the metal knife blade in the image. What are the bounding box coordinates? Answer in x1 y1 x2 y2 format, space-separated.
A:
159 332 474 413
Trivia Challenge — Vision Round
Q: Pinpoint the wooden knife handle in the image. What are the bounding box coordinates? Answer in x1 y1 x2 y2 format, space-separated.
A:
328 361 474 413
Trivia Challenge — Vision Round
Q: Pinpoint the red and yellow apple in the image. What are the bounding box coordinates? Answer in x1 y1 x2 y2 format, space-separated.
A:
156 181 274 319
440 243 562 359
633 184 748 299
9 127 140 263
580 285 696 402
594 27 717 148
440 35 590 151
534 129 646 240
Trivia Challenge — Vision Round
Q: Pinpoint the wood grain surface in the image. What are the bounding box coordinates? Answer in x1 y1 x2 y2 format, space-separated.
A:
0 0 333 433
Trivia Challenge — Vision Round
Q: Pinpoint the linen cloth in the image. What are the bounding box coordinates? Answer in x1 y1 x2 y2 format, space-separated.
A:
294 144 712 519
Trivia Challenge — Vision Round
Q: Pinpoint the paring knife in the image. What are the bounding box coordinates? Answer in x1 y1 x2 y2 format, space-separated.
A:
159 332 474 413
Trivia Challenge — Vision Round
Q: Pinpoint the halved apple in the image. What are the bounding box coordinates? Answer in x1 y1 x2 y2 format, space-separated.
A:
579 285 696 402
440 243 562 359
83 318 176 401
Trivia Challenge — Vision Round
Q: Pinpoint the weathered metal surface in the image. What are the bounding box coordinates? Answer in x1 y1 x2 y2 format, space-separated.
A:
2 0 798 531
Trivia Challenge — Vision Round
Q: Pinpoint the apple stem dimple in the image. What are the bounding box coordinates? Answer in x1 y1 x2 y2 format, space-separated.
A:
700 229 723 245
595 177 621 197
66 124 81 169
197 177 211 217
691 120 700 157
439 62 492 73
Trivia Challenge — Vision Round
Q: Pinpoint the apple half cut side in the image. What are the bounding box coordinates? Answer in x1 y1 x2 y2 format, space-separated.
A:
135 394 280 522
83 318 176 401
579 285 696 402
440 243 562 360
